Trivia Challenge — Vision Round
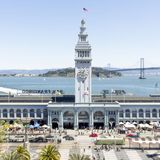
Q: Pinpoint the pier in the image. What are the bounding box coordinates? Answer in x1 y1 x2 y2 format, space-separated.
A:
1 95 160 103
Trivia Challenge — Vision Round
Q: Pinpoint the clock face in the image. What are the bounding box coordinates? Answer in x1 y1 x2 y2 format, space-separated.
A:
77 68 89 80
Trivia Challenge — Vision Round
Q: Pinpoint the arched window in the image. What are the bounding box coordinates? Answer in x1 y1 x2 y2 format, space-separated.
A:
9 109 14 118
125 109 130 118
139 109 144 118
152 109 157 118
119 111 123 118
3 109 8 118
145 110 150 118
36 109 41 118
16 109 21 118
78 111 89 120
30 109 35 118
132 110 137 118
63 111 74 120
23 109 28 117
94 111 104 120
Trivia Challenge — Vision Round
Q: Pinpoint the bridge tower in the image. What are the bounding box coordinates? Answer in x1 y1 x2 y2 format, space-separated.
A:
139 58 146 79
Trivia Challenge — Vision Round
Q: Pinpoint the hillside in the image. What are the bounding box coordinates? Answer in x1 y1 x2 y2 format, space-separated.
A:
39 67 121 77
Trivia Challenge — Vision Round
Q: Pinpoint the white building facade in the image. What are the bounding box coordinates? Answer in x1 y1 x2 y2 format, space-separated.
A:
1 20 160 129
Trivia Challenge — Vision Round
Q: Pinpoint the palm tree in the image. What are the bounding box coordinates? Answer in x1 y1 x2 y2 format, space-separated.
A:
69 154 91 160
39 144 60 160
14 145 30 160
0 128 6 143
0 151 18 160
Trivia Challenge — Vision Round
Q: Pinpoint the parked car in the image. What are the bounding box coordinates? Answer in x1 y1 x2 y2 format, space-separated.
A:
29 136 47 142
126 133 139 138
89 133 98 137
9 135 24 142
63 135 74 141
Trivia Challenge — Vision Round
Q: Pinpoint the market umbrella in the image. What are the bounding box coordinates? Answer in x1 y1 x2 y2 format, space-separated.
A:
42 124 48 128
29 125 34 129
119 122 124 125
125 122 136 129
132 122 137 125
34 123 40 128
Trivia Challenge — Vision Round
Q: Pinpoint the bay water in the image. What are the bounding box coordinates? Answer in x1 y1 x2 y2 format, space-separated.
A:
0 75 160 96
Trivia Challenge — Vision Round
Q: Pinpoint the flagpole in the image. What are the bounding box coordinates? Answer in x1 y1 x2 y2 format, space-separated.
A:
82 7 88 21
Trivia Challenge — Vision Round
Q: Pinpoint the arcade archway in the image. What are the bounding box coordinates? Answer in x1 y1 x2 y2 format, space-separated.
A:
52 118 59 129
63 111 74 129
94 111 104 129
78 111 89 129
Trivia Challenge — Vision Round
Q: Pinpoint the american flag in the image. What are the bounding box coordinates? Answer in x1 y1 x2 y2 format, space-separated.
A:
83 8 88 12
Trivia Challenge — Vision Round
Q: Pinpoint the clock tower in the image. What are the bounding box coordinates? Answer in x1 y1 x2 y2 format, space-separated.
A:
75 20 92 103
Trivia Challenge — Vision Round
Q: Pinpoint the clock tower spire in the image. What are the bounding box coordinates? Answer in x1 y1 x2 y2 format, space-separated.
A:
75 20 92 103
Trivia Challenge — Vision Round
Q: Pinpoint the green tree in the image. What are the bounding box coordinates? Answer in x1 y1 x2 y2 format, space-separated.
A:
69 154 91 160
14 119 22 125
14 145 30 160
0 128 6 143
0 151 17 160
39 144 60 160
0 120 6 126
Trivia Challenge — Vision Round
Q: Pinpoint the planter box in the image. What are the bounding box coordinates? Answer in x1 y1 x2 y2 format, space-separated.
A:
95 138 125 145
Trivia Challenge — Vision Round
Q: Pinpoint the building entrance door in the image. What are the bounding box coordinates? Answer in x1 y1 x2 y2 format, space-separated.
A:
63 122 74 129
52 118 59 129
94 122 104 129
79 122 89 129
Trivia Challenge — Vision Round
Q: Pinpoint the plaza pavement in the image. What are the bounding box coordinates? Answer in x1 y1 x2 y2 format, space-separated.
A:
1 129 160 160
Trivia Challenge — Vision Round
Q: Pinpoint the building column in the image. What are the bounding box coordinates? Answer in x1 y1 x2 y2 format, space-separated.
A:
7 110 9 118
21 110 23 118
34 111 37 119
59 111 63 130
41 110 43 119
74 110 78 130
1 110 2 118
150 108 152 121
130 109 132 120
48 110 52 128
123 110 126 119
89 110 93 129
104 110 108 129
28 110 30 118
116 110 119 126
143 109 146 120
14 109 16 118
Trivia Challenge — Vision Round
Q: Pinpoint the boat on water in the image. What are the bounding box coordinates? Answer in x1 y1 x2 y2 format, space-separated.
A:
101 89 127 95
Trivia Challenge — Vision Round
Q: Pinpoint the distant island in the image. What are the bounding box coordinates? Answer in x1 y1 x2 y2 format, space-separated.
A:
1 67 160 77
39 67 121 78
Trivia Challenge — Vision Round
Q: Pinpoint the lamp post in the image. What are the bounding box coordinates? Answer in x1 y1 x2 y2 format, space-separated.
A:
23 118 30 150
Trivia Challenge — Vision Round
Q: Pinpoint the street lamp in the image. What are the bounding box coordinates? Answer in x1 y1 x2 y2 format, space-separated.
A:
22 117 31 150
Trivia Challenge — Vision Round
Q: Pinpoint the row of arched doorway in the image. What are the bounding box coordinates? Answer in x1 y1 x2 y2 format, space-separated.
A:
52 111 116 129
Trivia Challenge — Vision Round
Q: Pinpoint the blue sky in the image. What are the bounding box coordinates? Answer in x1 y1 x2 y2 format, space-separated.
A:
0 0 160 69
